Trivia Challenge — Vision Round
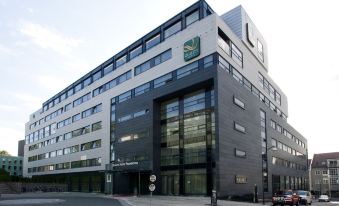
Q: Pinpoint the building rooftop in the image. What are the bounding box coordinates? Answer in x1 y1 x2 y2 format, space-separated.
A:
311 152 339 168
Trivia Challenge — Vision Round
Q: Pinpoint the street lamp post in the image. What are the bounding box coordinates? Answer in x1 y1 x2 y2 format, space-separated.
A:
262 146 278 205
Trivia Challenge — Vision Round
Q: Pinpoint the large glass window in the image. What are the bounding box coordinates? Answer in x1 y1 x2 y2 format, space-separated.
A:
184 169 206 194
161 99 179 120
161 121 179 166
184 114 206 164
184 90 205 114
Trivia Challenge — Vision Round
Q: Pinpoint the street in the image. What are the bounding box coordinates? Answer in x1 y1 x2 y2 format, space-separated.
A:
0 192 122 206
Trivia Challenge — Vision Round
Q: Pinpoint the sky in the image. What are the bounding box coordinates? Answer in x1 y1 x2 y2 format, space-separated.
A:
0 0 338 158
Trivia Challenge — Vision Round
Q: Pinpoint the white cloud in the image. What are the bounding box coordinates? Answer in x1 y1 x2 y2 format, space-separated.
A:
0 104 19 112
27 8 34 14
0 43 13 55
35 74 67 93
19 21 82 56
12 93 43 111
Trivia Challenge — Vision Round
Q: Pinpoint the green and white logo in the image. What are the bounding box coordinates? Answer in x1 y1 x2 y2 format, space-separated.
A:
184 36 200 61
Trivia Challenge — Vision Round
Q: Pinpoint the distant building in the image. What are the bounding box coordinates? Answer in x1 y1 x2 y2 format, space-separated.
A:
311 152 339 196
0 156 23 176
18 140 25 157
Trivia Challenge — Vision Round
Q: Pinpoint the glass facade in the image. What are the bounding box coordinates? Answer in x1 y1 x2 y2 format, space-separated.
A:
160 89 215 195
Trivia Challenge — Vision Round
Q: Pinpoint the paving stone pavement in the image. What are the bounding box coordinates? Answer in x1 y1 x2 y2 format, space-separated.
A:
116 195 262 206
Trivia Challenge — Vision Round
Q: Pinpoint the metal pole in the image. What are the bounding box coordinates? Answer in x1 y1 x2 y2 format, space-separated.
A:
262 183 265 205
139 171 141 196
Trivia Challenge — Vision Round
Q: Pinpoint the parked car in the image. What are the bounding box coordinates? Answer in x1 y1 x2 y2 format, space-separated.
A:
296 190 312 205
318 195 330 202
272 190 300 206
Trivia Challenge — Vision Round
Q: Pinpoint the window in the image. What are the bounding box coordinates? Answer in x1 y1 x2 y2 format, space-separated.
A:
218 28 231 55
134 109 149 118
116 55 127 68
130 45 142 60
118 90 131 103
74 83 82 93
134 49 171 75
276 124 282 133
235 149 246 158
154 73 172 88
57 149 63 156
186 10 199 26
218 55 230 71
203 55 213 68
257 40 264 62
118 71 131 84
92 121 102 131
67 88 74 98
272 139 277 147
177 62 199 79
135 61 151 75
64 132 72 140
164 21 181 39
231 43 243 67
82 108 92 118
118 114 132 123
234 122 246 133
72 113 81 122
323 170 328 175
65 103 72 112
146 34 160 50
103 63 113 76
135 83 150 96
83 77 91 87
235 175 247 184
93 70 101 81
233 96 245 109
315 170 321 175
270 120 276 129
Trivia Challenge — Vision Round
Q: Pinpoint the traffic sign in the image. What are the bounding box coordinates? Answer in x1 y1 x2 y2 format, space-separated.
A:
150 175 156 182
149 184 156 192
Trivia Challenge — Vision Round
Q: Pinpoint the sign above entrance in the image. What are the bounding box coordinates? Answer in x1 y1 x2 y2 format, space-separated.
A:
112 161 138 167
184 36 200 62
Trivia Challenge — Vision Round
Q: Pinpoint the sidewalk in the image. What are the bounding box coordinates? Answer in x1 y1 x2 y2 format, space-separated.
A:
115 195 266 206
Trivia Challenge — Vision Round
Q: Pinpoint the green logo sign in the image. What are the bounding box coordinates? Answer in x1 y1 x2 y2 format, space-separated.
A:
184 36 200 61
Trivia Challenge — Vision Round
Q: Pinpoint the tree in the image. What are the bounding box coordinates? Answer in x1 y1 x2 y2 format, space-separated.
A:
0 150 11 156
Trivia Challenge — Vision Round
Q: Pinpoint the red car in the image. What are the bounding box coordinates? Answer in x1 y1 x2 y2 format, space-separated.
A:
272 190 300 206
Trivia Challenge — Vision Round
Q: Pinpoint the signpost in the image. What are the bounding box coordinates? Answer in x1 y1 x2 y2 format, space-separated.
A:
149 174 156 206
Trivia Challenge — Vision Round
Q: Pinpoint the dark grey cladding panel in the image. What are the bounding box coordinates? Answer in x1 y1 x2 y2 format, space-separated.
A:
216 66 263 196
215 65 307 196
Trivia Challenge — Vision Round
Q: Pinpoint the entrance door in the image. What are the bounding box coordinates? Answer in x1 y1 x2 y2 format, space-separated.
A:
161 171 179 195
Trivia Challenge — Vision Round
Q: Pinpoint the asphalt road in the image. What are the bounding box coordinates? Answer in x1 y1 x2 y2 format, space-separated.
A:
0 192 122 206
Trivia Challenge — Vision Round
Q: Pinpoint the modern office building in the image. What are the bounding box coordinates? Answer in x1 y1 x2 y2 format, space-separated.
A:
0 156 23 176
310 152 339 196
24 0 308 197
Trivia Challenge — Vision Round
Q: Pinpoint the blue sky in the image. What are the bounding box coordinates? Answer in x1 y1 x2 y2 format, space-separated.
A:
1 0 339 157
